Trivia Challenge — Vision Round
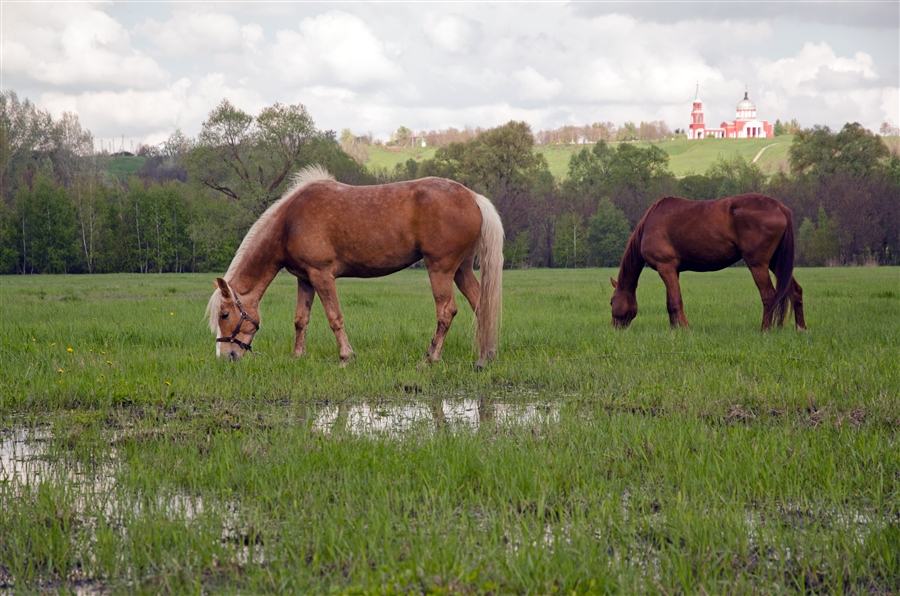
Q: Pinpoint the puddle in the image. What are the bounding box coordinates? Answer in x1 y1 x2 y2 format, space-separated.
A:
0 427 54 484
311 398 559 436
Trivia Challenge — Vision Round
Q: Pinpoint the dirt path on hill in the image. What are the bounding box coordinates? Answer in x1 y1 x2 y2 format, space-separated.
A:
752 143 779 163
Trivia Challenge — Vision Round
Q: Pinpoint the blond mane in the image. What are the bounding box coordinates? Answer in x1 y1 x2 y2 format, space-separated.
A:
206 164 334 333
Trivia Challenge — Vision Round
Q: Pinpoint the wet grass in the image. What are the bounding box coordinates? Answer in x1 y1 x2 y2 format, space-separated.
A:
1 267 898 593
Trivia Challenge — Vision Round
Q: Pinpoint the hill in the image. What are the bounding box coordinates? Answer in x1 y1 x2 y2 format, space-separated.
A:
366 136 795 180
107 155 147 179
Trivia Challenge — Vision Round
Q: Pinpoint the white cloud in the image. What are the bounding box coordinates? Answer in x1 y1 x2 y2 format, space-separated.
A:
758 42 878 96
270 11 403 88
424 14 478 54
40 74 266 147
4 3 896 146
135 10 246 57
2 3 168 90
512 67 562 102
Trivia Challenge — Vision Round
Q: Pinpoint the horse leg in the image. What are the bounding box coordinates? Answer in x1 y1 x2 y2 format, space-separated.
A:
292 278 315 357
792 276 807 330
424 267 459 363
308 271 355 364
657 266 689 328
747 264 777 330
454 257 480 312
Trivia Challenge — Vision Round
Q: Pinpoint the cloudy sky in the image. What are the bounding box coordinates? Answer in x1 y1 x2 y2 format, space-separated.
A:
2 1 898 150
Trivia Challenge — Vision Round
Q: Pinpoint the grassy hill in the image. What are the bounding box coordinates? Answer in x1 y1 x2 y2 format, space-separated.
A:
107 155 147 180
105 136 894 183
366 136 795 180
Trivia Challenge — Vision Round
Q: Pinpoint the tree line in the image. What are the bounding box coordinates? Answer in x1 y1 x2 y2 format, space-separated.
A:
1 90 897 275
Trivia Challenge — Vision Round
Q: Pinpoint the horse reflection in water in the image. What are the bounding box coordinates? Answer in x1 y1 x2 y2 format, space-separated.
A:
610 193 806 331
206 165 504 367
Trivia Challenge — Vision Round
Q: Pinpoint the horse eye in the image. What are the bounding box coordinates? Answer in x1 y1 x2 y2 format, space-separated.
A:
221 313 230 320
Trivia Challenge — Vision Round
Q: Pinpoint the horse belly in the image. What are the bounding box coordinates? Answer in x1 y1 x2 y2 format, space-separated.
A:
674 241 741 272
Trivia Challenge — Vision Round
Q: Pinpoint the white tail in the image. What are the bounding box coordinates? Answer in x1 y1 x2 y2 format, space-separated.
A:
473 193 504 364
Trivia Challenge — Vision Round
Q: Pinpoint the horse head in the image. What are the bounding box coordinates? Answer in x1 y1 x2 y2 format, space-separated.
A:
609 277 637 329
209 278 260 361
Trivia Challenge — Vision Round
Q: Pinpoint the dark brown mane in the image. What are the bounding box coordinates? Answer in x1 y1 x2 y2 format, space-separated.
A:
616 201 659 287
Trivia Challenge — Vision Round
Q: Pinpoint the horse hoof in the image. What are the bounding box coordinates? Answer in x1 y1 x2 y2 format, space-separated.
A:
339 352 355 367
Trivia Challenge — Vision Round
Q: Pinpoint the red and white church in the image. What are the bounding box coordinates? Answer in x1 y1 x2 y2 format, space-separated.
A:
689 84 773 139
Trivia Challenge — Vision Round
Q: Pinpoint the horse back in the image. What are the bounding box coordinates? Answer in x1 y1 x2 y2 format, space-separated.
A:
280 178 483 277
641 194 789 272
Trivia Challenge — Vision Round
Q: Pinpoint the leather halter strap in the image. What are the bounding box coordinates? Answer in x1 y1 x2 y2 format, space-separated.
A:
216 283 259 352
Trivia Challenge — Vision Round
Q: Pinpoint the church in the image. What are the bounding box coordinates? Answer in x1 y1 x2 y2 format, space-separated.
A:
689 85 773 139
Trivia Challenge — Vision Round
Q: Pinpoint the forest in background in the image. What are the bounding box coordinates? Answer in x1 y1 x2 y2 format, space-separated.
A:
1 90 897 275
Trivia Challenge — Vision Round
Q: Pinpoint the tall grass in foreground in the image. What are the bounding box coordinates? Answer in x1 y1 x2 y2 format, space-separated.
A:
0 268 898 593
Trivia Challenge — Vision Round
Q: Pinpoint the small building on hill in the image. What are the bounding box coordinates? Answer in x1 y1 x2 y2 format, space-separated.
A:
689 85 773 140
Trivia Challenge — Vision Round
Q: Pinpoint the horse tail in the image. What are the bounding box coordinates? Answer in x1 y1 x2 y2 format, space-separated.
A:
771 204 796 327
473 193 504 363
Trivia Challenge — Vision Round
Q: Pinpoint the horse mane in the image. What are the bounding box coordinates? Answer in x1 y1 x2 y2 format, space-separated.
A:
206 164 335 333
618 202 657 280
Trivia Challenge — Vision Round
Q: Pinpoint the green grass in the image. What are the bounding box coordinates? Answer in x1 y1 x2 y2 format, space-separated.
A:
365 146 438 173
367 137 795 181
664 137 792 177
107 155 147 180
1 268 898 593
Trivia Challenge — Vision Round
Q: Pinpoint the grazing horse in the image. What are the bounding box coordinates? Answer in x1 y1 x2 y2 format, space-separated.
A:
206 165 504 366
610 193 806 331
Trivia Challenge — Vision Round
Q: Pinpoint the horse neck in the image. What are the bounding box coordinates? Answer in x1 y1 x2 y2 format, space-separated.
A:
616 225 645 293
227 243 281 307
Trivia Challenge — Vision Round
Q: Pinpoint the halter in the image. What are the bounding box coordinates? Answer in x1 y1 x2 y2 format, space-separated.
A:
216 283 260 352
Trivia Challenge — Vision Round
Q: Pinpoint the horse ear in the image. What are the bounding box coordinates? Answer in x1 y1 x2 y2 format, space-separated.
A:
610 277 618 289
215 278 230 298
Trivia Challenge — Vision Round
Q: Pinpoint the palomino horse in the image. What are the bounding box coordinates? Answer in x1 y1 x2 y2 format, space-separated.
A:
206 165 504 366
610 193 806 330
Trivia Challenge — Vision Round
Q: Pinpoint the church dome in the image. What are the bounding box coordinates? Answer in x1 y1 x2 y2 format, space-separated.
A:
737 90 755 111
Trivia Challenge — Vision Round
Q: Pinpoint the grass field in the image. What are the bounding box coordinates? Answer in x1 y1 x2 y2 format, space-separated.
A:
1 268 898 593
107 155 147 180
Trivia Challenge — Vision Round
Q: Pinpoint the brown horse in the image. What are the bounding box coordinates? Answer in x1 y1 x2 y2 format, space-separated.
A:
206 165 504 366
610 193 806 330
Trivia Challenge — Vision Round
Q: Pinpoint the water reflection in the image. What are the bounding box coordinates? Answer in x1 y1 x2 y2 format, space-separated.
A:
311 398 559 436
0 427 53 484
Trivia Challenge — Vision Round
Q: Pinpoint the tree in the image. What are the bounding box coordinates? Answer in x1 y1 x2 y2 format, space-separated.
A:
638 120 671 142
789 122 889 179
879 121 900 136
552 212 588 268
13 172 77 273
605 143 675 225
70 172 108 273
391 126 414 147
562 141 613 217
773 118 801 136
704 154 767 197
797 206 839 266
184 99 318 219
418 121 549 236
340 128 370 164
615 121 638 142
587 200 631 267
